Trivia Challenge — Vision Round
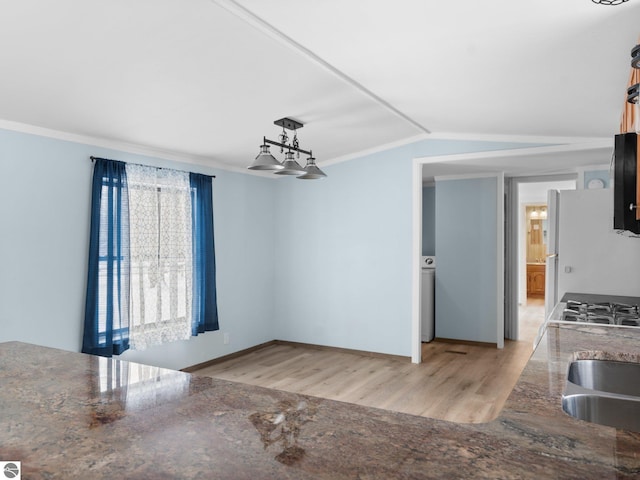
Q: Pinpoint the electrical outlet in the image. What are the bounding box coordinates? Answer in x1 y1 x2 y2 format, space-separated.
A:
223 332 230 345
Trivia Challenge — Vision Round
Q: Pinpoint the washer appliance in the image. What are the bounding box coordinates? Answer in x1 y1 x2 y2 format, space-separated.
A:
421 256 436 342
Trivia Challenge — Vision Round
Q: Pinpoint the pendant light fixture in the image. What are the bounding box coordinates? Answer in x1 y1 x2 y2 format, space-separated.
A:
626 43 640 134
248 144 284 171
274 150 306 175
298 156 326 179
591 0 629 4
248 118 327 179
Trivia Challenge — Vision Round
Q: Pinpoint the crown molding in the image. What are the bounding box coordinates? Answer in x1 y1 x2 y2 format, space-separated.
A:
434 172 503 182
319 132 612 169
426 130 612 146
0 116 615 180
319 133 431 167
416 141 613 165
0 117 263 176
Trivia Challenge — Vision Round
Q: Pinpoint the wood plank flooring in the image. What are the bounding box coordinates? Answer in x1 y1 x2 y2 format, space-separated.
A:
193 300 545 424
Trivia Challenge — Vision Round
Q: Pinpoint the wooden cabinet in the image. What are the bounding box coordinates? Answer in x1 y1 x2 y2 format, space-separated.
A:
527 263 545 297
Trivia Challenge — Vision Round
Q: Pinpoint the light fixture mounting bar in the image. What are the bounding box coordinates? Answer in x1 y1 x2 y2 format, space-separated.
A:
263 137 312 156
274 117 303 131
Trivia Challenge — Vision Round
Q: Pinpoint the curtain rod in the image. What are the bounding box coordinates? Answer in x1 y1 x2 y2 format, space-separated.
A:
89 156 216 179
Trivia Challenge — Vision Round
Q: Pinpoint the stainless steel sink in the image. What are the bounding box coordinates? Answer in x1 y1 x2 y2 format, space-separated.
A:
567 359 640 397
562 394 640 432
562 359 640 432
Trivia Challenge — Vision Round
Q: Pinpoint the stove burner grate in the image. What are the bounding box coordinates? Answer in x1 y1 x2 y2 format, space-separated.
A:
562 300 640 326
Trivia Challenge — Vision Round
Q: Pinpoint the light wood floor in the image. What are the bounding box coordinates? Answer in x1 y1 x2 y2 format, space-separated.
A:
194 299 546 424
520 297 545 344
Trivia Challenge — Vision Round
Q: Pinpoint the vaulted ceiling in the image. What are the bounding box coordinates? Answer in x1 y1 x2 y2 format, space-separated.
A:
0 0 637 173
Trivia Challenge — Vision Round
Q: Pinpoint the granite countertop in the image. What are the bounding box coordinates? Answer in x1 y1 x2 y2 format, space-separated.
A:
2 325 640 479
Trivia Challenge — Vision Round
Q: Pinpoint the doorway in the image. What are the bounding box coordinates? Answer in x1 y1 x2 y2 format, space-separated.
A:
520 203 548 341
412 145 610 363
509 176 577 344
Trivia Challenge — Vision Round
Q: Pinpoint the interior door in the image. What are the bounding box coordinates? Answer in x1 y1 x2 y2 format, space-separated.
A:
503 177 518 341
545 189 560 320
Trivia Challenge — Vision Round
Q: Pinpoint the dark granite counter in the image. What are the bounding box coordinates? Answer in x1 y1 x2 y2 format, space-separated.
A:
2 324 640 479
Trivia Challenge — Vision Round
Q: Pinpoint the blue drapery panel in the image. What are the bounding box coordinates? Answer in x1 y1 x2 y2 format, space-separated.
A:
190 173 219 335
82 159 131 356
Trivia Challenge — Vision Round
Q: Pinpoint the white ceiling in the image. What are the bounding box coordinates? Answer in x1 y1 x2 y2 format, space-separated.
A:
0 0 637 174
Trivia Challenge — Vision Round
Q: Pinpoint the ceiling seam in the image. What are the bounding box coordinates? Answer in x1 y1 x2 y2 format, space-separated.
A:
210 0 430 135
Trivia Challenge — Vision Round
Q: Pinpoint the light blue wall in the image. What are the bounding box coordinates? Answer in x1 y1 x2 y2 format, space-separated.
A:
0 129 539 364
272 152 414 356
273 139 540 356
0 128 276 370
435 177 498 343
422 186 436 256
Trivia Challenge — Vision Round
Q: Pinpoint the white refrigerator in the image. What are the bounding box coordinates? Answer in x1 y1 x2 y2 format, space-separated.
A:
555 189 640 301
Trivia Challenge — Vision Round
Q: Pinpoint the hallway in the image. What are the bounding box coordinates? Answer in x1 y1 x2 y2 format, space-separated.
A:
519 297 546 345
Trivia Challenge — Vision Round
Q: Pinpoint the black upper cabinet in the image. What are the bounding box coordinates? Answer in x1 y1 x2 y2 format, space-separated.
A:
614 132 640 234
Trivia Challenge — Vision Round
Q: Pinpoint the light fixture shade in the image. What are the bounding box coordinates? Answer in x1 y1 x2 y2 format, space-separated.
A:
274 151 306 175
632 44 640 69
248 144 283 170
297 156 327 180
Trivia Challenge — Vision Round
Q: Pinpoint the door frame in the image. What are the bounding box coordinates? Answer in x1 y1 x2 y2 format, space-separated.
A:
503 174 577 342
411 145 602 363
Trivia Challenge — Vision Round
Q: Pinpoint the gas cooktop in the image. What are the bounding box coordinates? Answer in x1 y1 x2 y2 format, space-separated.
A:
562 300 640 326
557 293 640 327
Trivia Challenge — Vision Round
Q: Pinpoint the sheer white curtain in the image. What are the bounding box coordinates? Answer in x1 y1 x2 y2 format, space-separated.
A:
126 165 193 350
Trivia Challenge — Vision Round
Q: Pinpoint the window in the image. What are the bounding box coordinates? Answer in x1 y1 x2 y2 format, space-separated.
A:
82 158 218 357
